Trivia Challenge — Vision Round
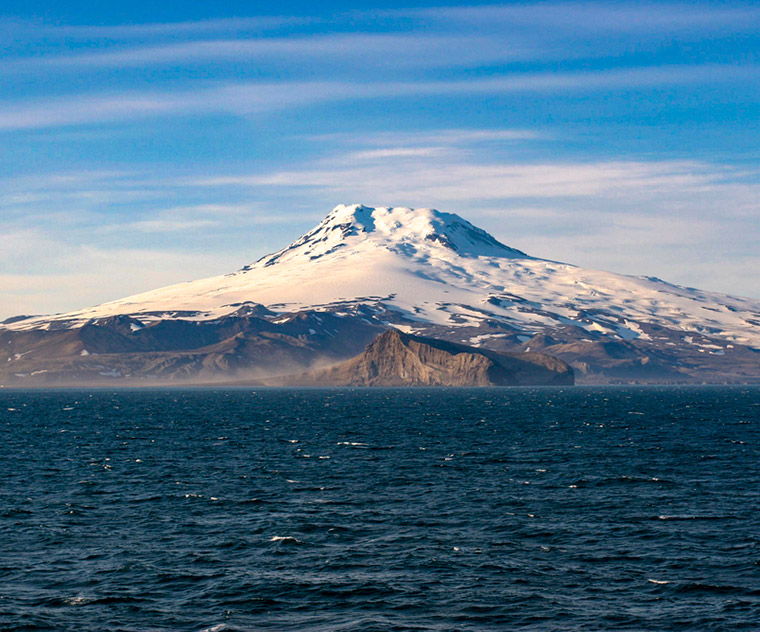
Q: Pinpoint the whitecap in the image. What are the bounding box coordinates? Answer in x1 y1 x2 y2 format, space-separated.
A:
198 625 236 632
269 536 303 544
648 579 671 585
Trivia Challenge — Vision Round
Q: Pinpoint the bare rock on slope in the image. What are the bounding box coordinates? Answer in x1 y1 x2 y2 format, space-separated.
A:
284 329 573 386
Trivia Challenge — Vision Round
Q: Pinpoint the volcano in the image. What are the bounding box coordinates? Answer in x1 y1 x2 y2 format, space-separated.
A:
3 204 760 384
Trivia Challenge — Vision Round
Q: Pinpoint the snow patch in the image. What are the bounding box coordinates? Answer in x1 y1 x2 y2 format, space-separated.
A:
468 333 508 345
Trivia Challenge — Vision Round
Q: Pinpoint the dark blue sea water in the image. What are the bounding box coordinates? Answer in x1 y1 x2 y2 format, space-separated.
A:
1 387 759 632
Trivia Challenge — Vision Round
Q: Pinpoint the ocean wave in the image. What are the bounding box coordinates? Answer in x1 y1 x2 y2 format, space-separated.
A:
269 536 305 545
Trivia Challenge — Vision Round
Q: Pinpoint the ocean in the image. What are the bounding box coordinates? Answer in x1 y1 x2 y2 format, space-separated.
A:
1 387 758 631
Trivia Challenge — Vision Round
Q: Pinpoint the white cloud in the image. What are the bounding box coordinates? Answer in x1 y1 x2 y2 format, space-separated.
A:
0 239 246 319
348 147 447 160
306 128 544 146
108 203 299 233
0 33 521 72
3 15 312 40
203 158 738 201
0 64 752 132
411 3 760 32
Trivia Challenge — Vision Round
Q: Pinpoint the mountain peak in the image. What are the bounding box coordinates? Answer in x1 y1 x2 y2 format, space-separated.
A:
247 204 527 270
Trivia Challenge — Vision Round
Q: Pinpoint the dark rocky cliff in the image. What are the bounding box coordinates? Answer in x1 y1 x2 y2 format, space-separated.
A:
284 330 574 386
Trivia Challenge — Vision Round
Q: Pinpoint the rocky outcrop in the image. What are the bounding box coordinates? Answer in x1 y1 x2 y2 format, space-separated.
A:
283 330 573 386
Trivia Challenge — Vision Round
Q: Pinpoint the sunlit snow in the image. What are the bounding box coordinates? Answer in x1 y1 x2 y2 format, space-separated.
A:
6 204 760 348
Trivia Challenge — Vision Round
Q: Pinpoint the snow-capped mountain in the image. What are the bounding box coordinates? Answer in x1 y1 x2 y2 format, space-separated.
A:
8 203 760 345
3 204 760 383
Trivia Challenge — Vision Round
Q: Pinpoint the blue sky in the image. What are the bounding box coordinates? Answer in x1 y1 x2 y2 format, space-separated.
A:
2 1 759 318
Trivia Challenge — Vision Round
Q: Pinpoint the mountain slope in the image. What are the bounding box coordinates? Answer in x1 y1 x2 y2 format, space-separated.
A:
277 329 573 386
3 204 760 383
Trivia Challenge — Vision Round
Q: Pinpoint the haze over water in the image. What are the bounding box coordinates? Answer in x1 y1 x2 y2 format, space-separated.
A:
2 387 759 631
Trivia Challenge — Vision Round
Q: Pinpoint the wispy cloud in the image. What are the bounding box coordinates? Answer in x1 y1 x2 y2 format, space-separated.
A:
0 238 246 318
2 15 313 40
411 2 760 32
194 154 754 203
347 147 447 160
7 2 757 83
306 129 544 146
109 203 297 233
0 63 753 132
0 33 521 72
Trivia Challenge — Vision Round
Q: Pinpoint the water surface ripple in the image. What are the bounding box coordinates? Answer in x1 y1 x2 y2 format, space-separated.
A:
1 386 759 631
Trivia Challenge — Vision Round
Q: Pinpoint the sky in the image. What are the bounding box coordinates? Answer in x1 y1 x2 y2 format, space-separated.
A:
2 0 759 319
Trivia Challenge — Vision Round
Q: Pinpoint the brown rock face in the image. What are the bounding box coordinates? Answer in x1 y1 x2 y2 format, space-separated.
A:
286 330 573 386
